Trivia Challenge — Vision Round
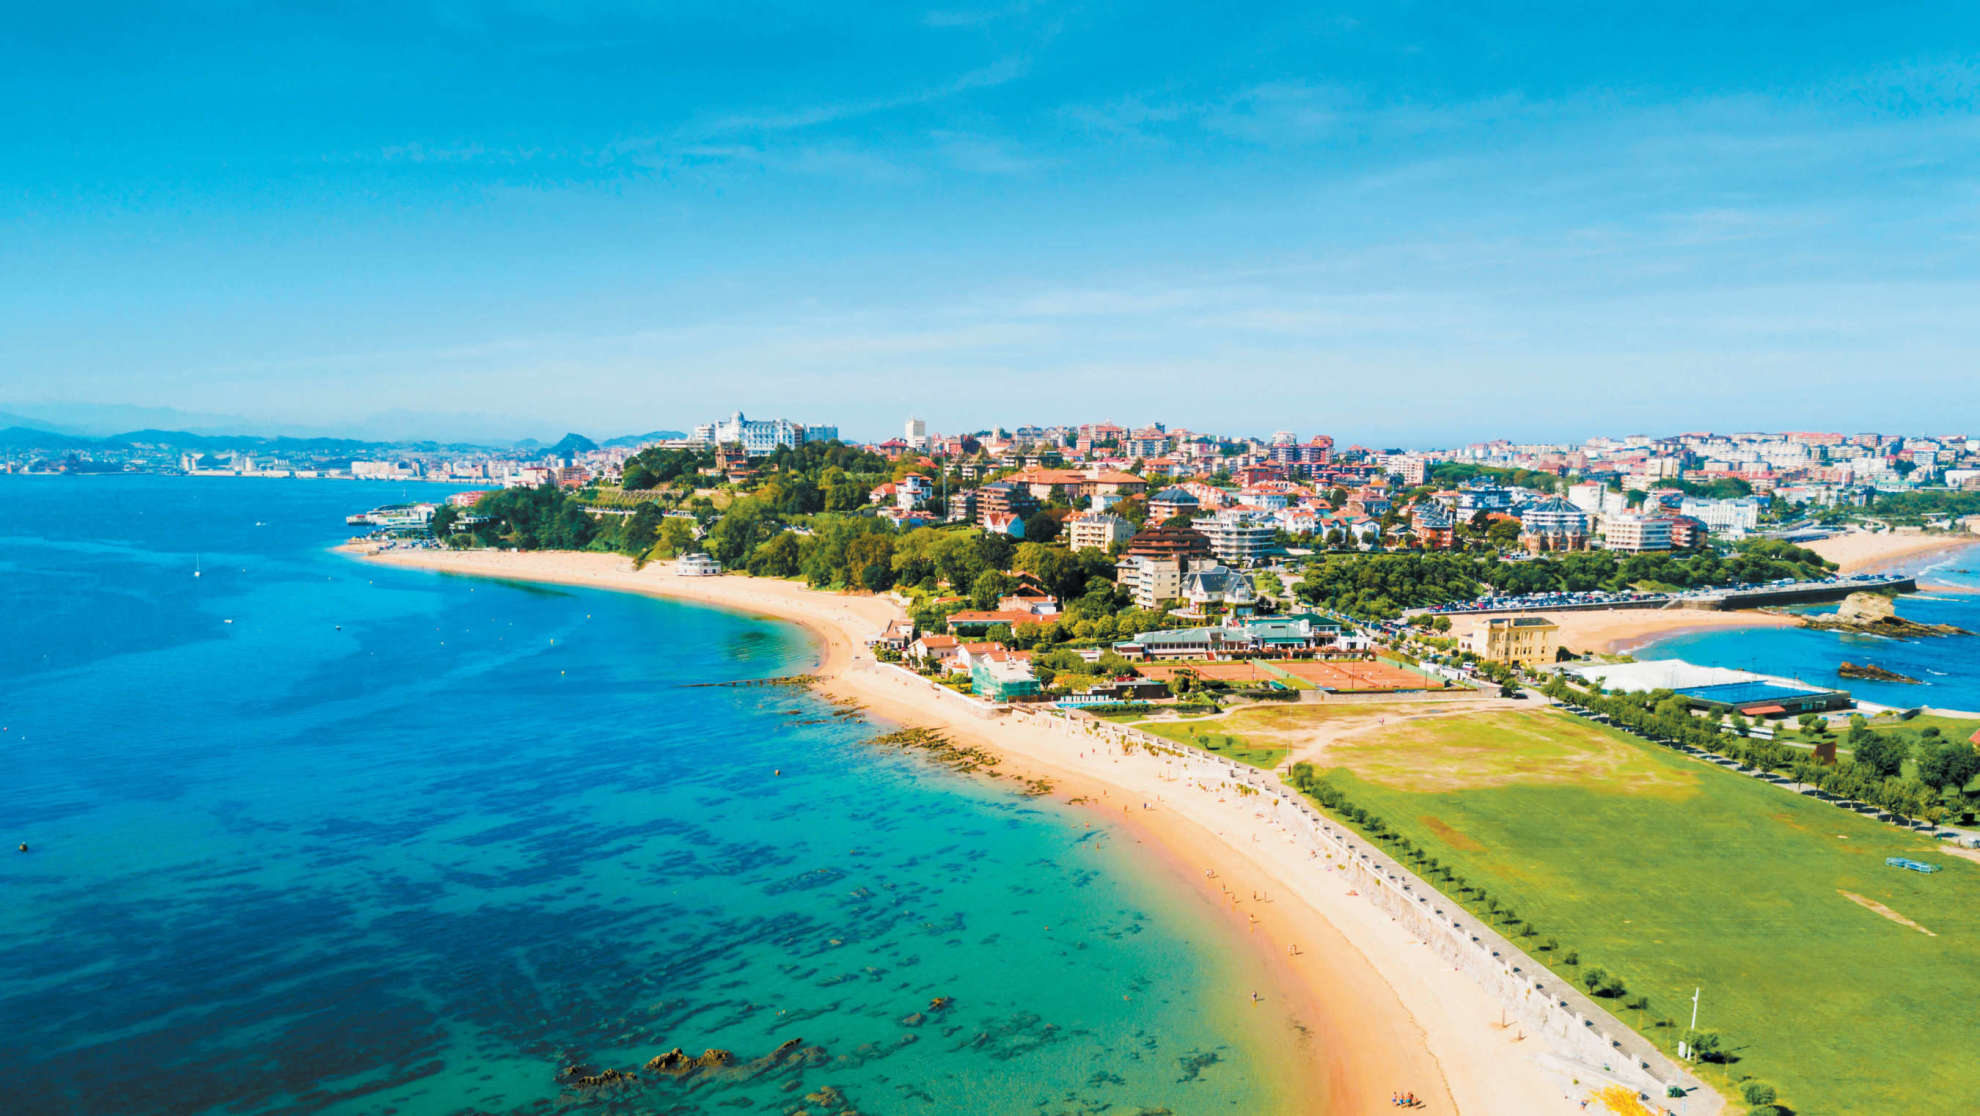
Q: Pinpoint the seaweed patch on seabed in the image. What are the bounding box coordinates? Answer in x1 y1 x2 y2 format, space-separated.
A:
863 727 1055 796
683 674 821 688
554 1036 841 1108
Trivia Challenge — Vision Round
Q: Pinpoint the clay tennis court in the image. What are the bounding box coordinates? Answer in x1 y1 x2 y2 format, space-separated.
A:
1130 660 1281 684
1128 658 1431 692
1273 660 1429 691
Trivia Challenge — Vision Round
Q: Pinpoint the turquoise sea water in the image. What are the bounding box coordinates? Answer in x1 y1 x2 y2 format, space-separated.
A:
0 476 1292 1116
1639 541 1980 712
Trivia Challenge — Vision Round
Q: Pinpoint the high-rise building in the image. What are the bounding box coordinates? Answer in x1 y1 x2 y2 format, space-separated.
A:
905 417 928 449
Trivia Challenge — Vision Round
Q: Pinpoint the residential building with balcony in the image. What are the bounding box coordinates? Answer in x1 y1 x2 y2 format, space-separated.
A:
1602 513 1674 552
1195 509 1277 566
1067 509 1134 552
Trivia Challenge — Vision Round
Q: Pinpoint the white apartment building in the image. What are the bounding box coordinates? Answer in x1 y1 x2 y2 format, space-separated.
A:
1383 453 1429 485
1117 554 1184 609
1566 482 1605 514
1679 497 1762 536
1067 510 1134 552
1195 510 1276 567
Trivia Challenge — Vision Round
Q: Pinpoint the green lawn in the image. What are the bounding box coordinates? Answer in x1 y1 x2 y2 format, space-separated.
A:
1141 720 1289 769
1294 707 1980 1114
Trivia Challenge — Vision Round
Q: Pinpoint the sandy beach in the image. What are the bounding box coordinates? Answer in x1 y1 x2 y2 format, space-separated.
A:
1535 607 1799 656
1803 530 1980 575
347 546 1648 1114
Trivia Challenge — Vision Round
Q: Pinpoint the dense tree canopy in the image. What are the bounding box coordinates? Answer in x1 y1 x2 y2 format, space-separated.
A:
1294 541 1836 618
620 446 714 490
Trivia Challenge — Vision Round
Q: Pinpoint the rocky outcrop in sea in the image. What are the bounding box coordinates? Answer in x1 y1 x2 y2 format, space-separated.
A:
1801 592 1971 638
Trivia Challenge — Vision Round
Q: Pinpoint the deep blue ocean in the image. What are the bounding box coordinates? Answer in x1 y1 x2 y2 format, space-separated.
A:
1642 542 1980 712
0 476 1292 1116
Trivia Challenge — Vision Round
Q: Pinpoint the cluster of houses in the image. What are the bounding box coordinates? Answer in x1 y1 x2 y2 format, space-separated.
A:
872 610 1378 705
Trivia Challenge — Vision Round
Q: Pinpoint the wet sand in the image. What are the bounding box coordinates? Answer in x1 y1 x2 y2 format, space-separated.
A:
347 546 1619 1115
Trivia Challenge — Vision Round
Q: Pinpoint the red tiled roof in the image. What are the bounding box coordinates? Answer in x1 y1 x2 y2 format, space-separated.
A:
1741 704 1787 716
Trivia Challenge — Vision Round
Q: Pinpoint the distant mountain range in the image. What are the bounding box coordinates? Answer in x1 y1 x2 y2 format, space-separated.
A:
604 430 686 447
0 423 688 454
0 402 684 448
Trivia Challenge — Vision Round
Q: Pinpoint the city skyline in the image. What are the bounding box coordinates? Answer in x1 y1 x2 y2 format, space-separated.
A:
6 4 1979 442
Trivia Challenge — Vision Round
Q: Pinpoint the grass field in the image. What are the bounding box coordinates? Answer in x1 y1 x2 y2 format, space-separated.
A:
1140 719 1290 768
1284 705 1980 1113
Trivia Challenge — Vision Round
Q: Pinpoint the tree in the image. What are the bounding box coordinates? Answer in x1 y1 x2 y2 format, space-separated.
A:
1852 730 1909 778
1013 542 1085 601
622 503 665 557
1023 510 1061 544
969 569 1014 610
1580 967 1625 998
747 531 807 578
1917 739 1980 793
428 503 462 537
1741 1082 1777 1105
657 517 695 558
1681 1029 1723 1062
703 497 779 568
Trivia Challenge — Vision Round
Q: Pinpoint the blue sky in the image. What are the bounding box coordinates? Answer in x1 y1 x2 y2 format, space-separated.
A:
4 2 1977 444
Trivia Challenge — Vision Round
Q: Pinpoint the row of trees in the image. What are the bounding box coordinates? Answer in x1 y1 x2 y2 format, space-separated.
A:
1293 541 1837 619
1286 763 1769 1101
1536 677 1972 823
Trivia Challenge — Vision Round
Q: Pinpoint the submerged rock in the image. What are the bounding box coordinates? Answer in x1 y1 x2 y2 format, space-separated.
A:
644 1046 738 1075
644 1048 692 1073
570 1067 637 1089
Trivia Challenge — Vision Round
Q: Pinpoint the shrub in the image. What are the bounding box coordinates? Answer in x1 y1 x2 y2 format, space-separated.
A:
1741 1082 1777 1105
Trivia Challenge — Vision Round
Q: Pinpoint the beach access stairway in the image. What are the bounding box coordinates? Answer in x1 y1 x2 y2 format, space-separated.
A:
867 658 1722 1114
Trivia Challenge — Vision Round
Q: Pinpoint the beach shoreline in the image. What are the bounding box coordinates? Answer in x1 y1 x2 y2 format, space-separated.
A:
346 544 1614 1115
1803 530 1980 575
1531 607 1799 656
